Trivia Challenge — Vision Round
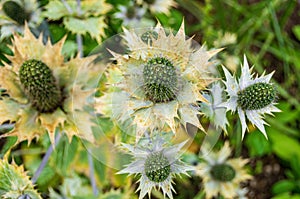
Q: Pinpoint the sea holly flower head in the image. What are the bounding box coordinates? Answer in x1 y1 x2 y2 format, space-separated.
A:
117 136 193 199
0 25 99 145
96 21 222 139
114 2 146 27
19 59 62 113
0 0 42 40
196 142 251 199
221 55 280 139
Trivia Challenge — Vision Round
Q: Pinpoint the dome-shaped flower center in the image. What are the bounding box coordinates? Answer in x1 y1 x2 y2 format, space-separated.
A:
19 59 62 113
210 163 236 182
126 6 136 19
144 152 171 183
237 82 276 110
143 57 178 103
141 31 158 45
3 1 30 25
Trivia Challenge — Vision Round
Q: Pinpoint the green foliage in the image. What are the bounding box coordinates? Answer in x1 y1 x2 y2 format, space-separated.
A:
272 194 300 199
49 175 95 199
245 130 271 157
292 26 300 41
272 180 296 195
269 130 300 162
50 136 78 175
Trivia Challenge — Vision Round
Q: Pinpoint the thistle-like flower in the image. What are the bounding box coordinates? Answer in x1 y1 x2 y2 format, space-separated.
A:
0 153 42 199
222 55 280 139
200 82 228 133
117 137 193 199
114 2 146 27
0 0 42 40
0 25 98 145
196 142 251 199
137 0 177 15
96 21 221 138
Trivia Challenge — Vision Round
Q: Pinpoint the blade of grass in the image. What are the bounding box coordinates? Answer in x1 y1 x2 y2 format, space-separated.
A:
176 0 204 22
269 2 290 80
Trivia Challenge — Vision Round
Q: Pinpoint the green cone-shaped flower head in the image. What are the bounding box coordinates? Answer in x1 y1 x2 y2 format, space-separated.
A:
3 1 30 25
143 57 178 103
237 82 276 110
19 59 62 113
144 151 171 183
210 163 236 182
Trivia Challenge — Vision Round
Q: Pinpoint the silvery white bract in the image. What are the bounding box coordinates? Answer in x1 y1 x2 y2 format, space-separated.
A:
236 187 249 199
117 137 193 199
114 2 146 27
200 82 229 133
221 55 280 139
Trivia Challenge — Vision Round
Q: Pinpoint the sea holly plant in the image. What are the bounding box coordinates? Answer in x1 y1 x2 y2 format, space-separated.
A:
114 1 146 27
95 21 222 139
93 20 280 197
221 56 280 139
0 24 98 145
117 136 193 199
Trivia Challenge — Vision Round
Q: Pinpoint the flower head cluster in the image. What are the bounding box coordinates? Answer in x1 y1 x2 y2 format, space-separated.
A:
96 21 221 138
222 56 280 139
117 136 193 199
0 0 42 39
0 25 98 145
196 142 251 198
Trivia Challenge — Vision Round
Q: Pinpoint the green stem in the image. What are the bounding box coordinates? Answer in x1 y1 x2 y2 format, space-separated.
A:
234 119 242 157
